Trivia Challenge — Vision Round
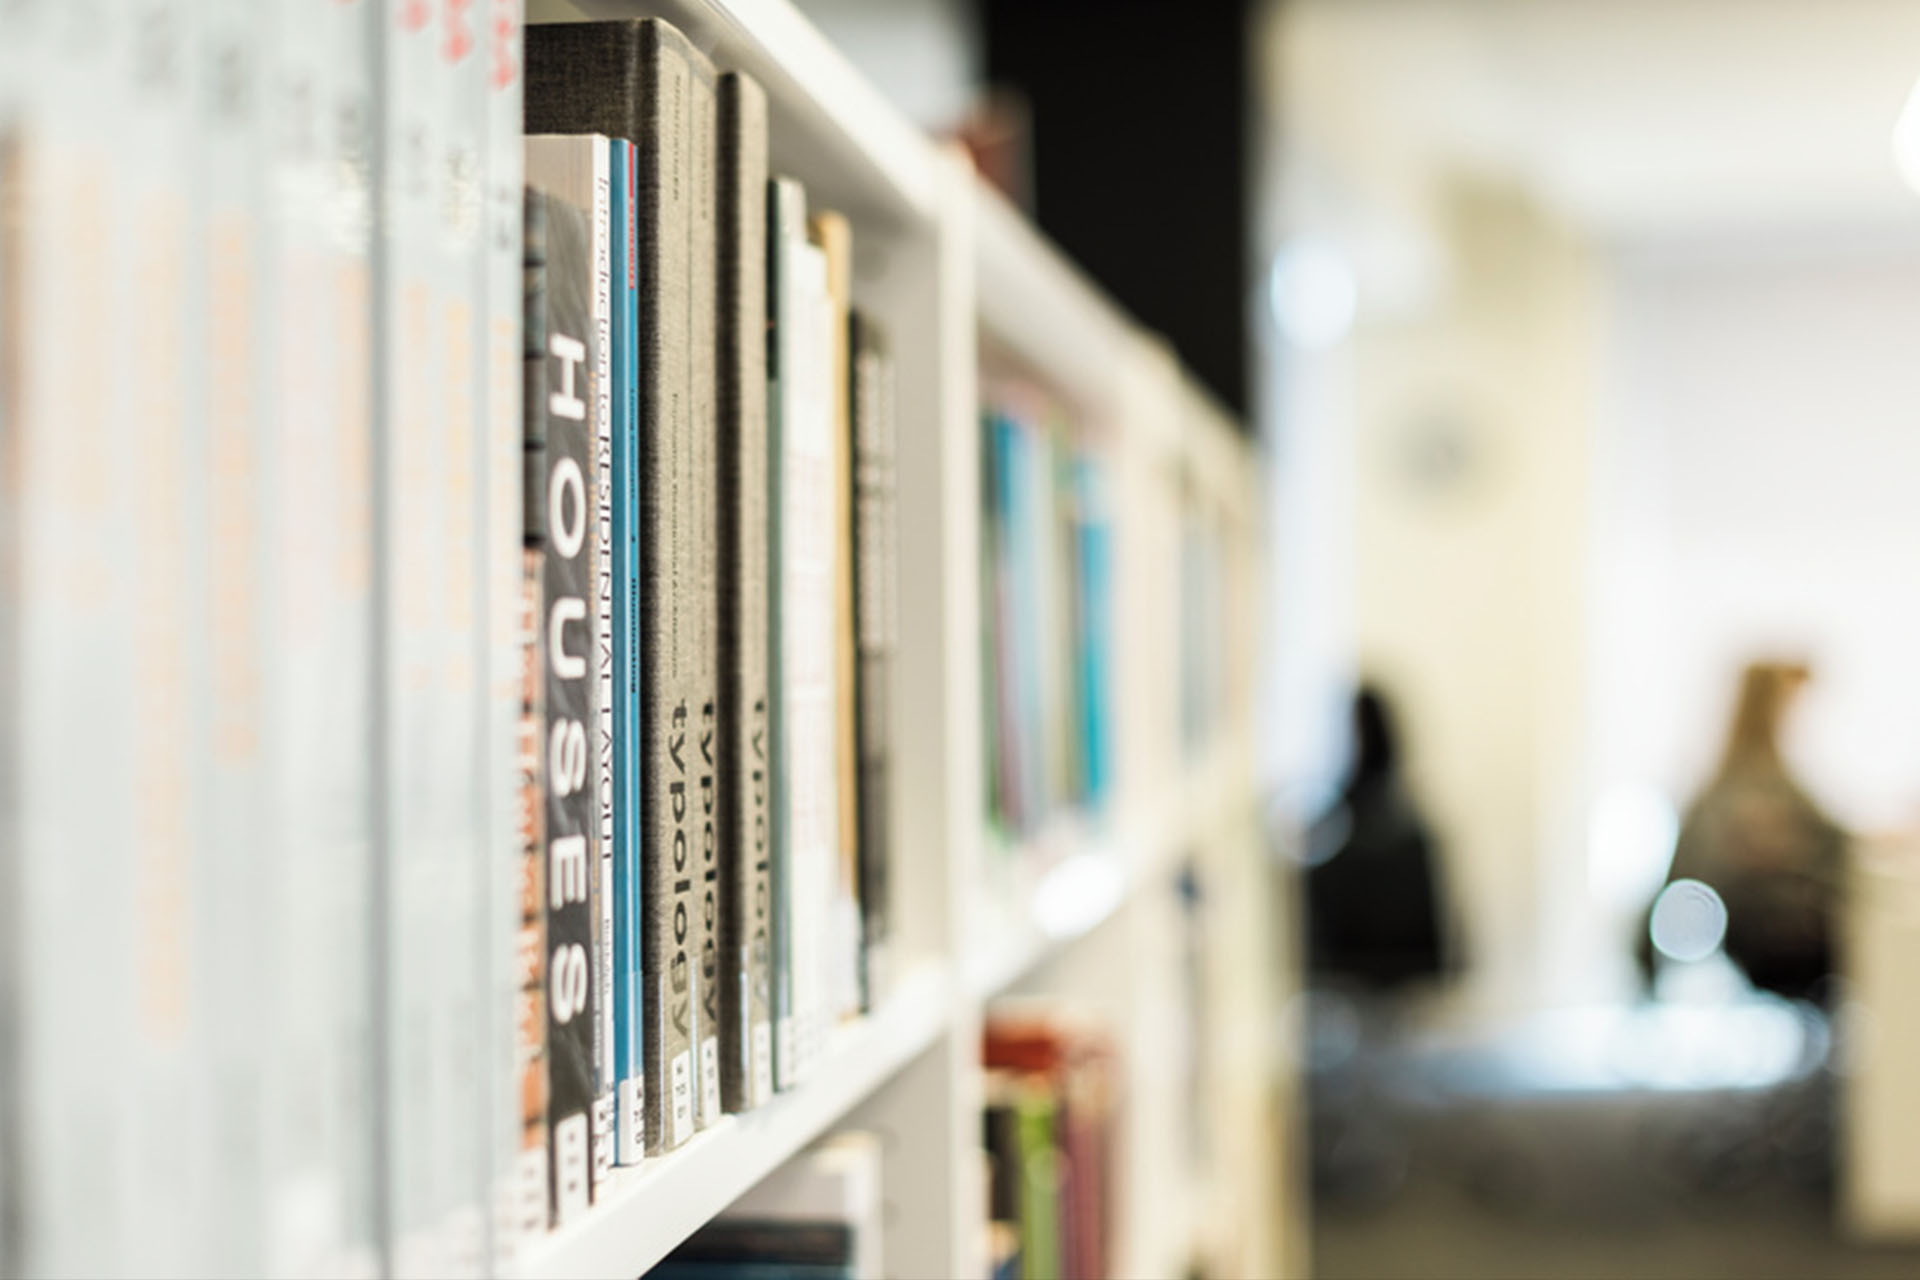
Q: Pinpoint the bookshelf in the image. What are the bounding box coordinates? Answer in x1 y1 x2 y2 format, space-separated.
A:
4 0 1275 1276
513 4 1274 1275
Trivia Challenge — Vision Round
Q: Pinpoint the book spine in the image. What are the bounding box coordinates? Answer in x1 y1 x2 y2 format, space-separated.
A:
265 0 379 1273
531 177 598 1227
638 21 698 1154
482 0 529 1264
0 117 17 1280
516 188 552 1239
808 211 861 1028
13 8 148 1274
611 136 647 1168
765 176 806 1091
202 2 275 1271
377 0 444 1269
439 0 489 1266
716 70 772 1114
332 5 383 1266
688 42 724 1134
112 3 209 1274
589 135 616 1197
849 315 894 1014
787 237 839 1081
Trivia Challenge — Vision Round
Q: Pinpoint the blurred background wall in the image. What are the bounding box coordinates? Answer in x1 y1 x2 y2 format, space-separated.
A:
1258 0 1920 1014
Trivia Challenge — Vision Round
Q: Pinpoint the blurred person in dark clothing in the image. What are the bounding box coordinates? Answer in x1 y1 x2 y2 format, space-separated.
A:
1645 660 1847 1001
1305 684 1452 989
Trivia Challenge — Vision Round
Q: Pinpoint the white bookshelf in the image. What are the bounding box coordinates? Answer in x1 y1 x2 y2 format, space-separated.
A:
519 3 1281 1278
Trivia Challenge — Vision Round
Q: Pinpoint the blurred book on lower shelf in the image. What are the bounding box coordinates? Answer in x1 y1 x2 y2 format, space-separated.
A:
645 1132 883 1280
983 1009 1119 1280
979 387 1114 846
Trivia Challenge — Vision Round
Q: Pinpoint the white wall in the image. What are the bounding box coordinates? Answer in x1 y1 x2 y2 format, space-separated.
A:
1591 237 1920 923
1347 181 1599 1013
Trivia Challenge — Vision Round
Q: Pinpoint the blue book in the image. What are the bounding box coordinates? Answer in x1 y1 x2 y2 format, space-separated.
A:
1074 457 1112 806
611 137 647 1166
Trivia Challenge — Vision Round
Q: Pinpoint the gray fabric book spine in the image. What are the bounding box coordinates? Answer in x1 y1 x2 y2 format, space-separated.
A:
687 45 724 1134
716 71 772 1115
849 311 895 1014
526 17 703 1154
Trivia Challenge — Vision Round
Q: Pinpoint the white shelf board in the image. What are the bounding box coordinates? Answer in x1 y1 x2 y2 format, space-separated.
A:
528 0 941 231
519 964 953 1280
1182 374 1255 521
963 783 1192 1000
972 177 1165 433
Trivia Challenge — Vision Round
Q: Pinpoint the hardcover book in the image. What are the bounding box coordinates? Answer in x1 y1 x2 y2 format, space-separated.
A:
514 187 553 1238
689 40 725 1134
716 70 774 1114
609 135 647 1167
483 2 532 1262
848 312 895 1014
526 16 705 1153
808 210 862 1025
766 175 806 1092
523 139 607 1224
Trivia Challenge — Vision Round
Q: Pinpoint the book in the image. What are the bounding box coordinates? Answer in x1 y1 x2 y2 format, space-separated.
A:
984 1072 1061 1280
984 1013 1119 1280
265 0 381 1273
978 399 1114 841
609 135 647 1168
522 140 607 1225
847 311 894 1013
652 1222 856 1280
202 1 276 1270
766 175 804 1092
771 186 840 1086
8 9 171 1274
438 0 494 1265
716 69 775 1115
808 210 863 1025
689 39 725 1135
513 188 552 1240
483 1 531 1264
526 15 704 1154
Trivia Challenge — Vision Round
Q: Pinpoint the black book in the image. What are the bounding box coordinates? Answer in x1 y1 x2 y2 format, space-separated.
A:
526 17 710 1153
523 171 598 1224
517 188 553 1231
716 69 773 1114
666 1219 856 1269
848 311 895 1013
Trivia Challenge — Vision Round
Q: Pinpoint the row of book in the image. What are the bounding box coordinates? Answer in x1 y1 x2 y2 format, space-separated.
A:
0 5 896 1275
980 394 1115 839
639 1008 1122 1280
984 1012 1120 1280
518 13 899 1236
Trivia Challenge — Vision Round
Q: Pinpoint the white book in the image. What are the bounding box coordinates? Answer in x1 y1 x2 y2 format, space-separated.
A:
9 4 142 1274
478 1 529 1270
197 1 280 1272
379 1 455 1273
120 1 219 1274
785 240 841 1083
434 4 489 1274
264 0 379 1276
